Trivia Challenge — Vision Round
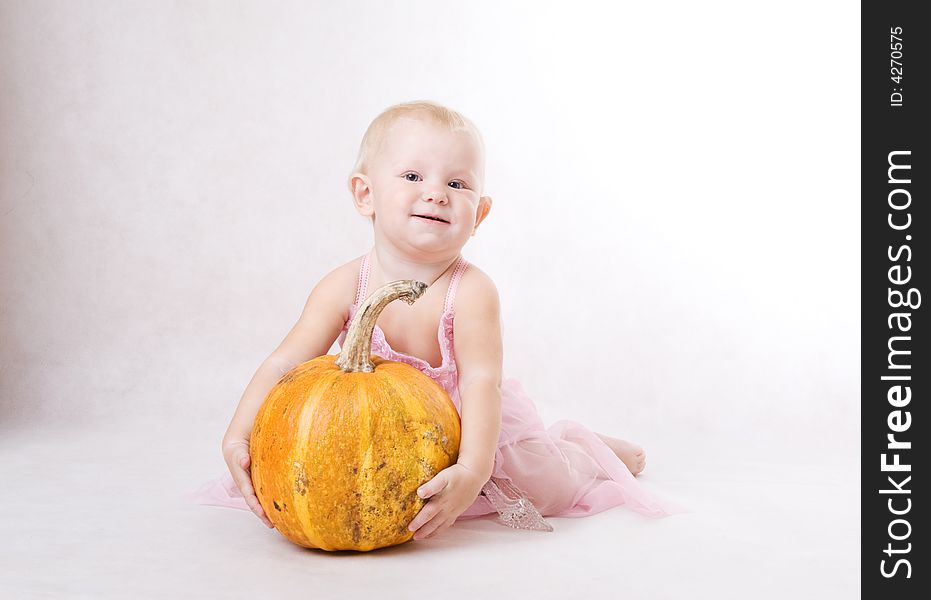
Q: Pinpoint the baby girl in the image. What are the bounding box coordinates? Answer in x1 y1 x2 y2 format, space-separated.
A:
195 100 673 539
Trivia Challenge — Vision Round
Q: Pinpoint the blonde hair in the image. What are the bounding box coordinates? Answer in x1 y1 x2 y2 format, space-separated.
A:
348 100 485 194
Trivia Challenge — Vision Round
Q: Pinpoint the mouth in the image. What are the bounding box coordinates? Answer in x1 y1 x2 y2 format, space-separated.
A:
412 214 450 224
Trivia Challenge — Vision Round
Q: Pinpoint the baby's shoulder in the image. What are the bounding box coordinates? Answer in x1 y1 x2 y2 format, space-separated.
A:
329 254 365 286
314 254 362 287
307 254 365 322
456 261 500 311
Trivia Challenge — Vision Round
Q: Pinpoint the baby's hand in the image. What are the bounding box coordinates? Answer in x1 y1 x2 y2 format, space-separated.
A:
222 439 275 528
407 463 485 540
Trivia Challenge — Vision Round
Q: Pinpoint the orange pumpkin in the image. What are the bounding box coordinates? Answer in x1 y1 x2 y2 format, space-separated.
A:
249 280 461 551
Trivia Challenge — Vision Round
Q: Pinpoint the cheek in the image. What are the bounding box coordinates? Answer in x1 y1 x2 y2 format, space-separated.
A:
457 208 477 225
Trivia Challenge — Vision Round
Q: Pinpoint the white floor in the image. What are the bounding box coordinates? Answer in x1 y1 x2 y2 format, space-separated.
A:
0 417 859 600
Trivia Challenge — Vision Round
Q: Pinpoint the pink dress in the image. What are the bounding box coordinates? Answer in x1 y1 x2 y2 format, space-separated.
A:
189 250 681 531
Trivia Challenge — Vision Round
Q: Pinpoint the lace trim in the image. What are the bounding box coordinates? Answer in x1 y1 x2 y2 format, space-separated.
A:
348 304 456 374
481 477 553 532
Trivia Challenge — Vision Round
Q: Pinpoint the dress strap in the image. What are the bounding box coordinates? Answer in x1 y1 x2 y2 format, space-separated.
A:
443 256 469 314
354 249 373 306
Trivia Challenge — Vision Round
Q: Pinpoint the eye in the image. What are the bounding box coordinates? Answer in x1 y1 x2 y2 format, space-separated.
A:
448 180 467 190
403 172 422 182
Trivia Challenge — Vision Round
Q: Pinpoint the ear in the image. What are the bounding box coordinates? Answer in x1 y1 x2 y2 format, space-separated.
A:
471 196 492 236
350 172 375 219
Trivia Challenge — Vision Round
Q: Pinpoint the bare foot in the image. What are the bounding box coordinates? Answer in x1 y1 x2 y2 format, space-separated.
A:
595 433 646 475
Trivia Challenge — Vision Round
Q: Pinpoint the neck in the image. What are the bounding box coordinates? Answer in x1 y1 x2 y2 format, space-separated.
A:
370 245 460 289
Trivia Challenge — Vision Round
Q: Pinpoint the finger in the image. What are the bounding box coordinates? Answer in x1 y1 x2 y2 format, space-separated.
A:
408 502 440 533
230 462 256 499
425 519 453 540
418 509 451 539
258 507 274 528
244 492 274 528
418 475 448 500
415 516 448 540
412 513 439 540
229 461 268 521
242 482 274 527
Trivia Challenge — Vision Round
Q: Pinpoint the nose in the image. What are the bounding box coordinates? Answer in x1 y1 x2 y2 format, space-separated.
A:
421 188 448 204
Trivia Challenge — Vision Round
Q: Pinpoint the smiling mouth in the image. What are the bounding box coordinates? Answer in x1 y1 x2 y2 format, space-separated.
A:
413 215 450 224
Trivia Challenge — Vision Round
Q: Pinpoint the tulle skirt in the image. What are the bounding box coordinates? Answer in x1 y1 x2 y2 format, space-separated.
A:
187 378 682 523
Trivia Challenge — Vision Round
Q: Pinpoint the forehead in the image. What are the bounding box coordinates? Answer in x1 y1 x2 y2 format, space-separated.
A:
380 117 482 168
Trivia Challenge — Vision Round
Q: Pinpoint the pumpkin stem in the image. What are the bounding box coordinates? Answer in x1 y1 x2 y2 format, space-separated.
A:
335 280 428 373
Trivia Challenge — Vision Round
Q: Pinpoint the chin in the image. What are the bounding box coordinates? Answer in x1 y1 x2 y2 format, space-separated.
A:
404 239 455 256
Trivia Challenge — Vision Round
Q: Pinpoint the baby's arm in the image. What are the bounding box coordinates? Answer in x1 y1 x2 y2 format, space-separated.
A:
453 270 504 482
221 265 352 525
222 268 350 443
407 269 503 540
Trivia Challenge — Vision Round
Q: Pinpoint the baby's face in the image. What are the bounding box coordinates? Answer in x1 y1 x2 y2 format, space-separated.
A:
353 117 491 259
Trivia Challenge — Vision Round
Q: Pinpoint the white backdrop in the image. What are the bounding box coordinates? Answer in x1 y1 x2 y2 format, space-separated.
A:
1 1 858 459
0 2 861 598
